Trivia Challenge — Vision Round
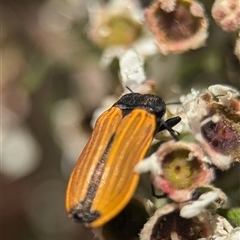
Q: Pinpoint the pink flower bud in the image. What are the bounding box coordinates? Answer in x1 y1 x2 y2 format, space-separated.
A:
212 0 240 32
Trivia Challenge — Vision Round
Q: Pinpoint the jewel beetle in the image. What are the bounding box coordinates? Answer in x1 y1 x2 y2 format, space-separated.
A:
65 92 181 228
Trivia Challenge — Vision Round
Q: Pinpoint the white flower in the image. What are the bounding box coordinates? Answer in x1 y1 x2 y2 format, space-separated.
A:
86 0 158 68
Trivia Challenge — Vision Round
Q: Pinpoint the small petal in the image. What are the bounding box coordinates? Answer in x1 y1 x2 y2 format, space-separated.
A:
208 84 240 107
99 47 125 68
210 214 233 239
180 191 218 218
133 37 158 58
119 49 146 88
134 153 162 175
230 227 240 240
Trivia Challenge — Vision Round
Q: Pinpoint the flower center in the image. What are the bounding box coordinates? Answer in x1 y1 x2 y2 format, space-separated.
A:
162 149 201 189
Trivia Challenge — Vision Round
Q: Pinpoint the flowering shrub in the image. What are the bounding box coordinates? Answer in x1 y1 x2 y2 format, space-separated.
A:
84 0 240 239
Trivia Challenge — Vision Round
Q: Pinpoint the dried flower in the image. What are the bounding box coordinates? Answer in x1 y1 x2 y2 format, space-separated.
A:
212 0 240 32
181 85 240 170
135 141 214 202
140 201 239 240
145 0 209 54
140 203 214 240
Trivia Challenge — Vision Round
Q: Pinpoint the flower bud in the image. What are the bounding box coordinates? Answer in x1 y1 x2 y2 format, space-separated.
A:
212 0 240 32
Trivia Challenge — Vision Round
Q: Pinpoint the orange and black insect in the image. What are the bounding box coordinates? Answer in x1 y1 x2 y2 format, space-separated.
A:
65 92 181 228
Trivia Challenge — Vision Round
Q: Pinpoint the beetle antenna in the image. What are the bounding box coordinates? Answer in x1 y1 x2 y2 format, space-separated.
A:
126 86 133 93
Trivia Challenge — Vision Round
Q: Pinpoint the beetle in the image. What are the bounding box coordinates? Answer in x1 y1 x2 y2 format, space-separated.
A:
65 92 181 228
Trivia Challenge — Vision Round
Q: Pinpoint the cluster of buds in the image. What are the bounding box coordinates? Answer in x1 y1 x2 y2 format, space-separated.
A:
211 0 240 60
211 0 240 32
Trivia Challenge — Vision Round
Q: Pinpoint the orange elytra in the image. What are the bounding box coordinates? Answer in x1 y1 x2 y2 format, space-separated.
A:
65 92 181 228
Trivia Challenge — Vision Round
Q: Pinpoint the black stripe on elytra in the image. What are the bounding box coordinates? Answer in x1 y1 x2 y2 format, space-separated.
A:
71 135 115 224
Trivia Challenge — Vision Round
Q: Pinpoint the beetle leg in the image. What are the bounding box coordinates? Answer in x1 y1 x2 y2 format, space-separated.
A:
158 116 181 140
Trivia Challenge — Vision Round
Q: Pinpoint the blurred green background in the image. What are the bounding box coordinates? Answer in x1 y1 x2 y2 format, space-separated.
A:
1 0 239 240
